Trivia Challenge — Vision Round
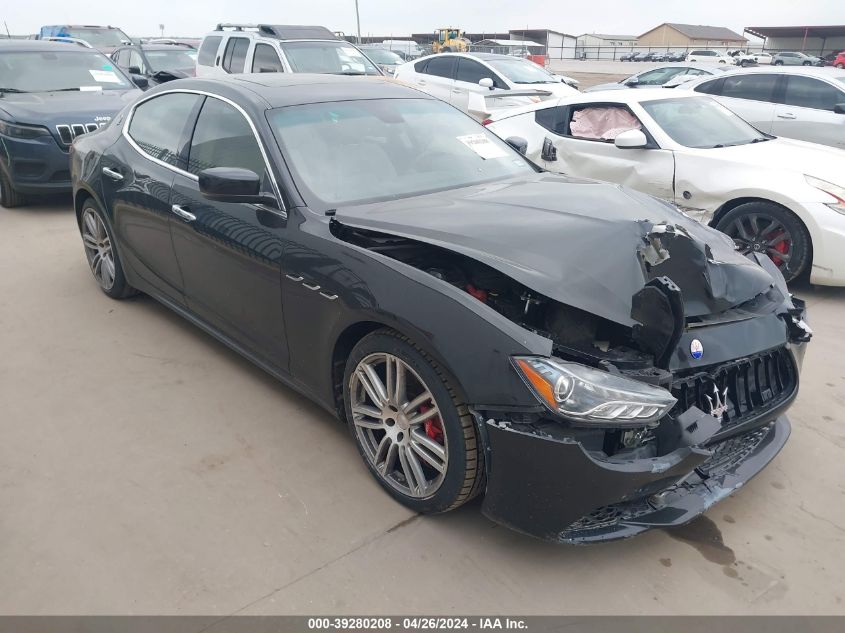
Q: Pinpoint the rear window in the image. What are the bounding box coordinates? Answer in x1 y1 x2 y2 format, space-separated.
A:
222 37 250 73
198 36 221 66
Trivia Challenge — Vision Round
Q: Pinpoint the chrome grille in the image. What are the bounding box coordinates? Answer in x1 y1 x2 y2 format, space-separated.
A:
55 122 105 146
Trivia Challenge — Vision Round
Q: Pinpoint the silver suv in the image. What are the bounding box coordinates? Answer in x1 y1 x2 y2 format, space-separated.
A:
772 51 824 66
195 24 383 77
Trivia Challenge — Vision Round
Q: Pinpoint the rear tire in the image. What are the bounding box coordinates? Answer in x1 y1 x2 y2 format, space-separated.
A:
79 198 137 299
343 329 484 514
715 201 811 283
836 63 844 69
802 61 812 66
774 60 784 66
0 169 26 208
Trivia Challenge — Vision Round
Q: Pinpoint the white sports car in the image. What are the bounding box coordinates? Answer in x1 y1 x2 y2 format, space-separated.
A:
485 89 845 285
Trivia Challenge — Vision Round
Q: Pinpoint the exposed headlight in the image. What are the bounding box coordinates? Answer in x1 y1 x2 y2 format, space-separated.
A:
0 119 51 139
513 357 677 427
806 175 845 214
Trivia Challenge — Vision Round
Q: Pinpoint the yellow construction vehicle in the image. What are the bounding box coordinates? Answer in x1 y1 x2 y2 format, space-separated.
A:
431 27 470 53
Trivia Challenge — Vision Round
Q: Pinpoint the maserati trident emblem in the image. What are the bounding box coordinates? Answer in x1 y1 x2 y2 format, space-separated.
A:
705 384 730 423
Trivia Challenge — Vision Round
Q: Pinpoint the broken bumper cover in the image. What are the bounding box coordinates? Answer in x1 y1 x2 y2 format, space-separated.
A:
480 416 790 544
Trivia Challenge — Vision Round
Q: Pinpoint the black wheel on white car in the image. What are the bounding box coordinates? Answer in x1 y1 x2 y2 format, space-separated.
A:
0 169 26 208
774 60 784 65
715 201 811 283
343 329 484 514
79 198 136 299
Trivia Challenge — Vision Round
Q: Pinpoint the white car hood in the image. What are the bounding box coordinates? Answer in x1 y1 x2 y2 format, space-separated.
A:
706 137 845 187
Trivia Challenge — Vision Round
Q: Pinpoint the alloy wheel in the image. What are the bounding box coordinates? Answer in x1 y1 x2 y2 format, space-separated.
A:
350 353 448 499
81 208 116 290
723 213 793 273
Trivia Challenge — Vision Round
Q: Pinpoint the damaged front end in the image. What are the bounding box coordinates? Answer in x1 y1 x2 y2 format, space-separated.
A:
330 180 811 542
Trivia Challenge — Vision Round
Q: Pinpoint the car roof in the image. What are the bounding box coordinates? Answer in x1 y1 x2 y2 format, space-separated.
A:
634 62 725 72
708 65 845 79
0 39 97 53
137 44 194 51
206 24 339 41
161 74 431 108
414 52 536 64
560 88 704 104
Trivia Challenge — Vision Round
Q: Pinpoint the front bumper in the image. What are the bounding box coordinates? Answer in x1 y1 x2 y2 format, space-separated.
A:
803 202 845 286
0 133 72 195
480 415 791 543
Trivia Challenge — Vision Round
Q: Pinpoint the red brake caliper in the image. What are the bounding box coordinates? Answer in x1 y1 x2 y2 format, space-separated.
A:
765 229 790 267
419 404 444 443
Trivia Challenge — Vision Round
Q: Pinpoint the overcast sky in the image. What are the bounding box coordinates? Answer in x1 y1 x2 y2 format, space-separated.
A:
3 0 841 38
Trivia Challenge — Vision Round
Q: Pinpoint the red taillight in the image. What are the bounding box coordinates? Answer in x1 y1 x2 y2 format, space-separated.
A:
481 118 493 126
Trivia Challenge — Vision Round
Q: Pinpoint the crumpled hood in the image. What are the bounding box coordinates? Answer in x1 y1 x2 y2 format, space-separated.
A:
334 174 779 327
0 89 140 127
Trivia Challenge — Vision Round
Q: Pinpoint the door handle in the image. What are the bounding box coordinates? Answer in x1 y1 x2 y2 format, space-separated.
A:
417 80 426 86
777 112 797 119
102 167 123 181
171 204 196 222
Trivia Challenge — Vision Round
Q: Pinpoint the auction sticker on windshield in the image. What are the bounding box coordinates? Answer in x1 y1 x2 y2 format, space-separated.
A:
88 69 121 83
457 133 508 159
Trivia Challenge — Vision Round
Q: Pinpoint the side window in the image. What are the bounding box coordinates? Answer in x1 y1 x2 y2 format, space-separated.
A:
535 106 568 135
720 74 777 102
566 105 643 142
694 77 724 95
455 58 503 87
198 36 222 66
251 43 283 73
222 37 250 73
187 98 266 178
783 76 842 111
128 50 146 73
413 59 428 73
424 56 456 79
115 49 129 66
128 93 202 168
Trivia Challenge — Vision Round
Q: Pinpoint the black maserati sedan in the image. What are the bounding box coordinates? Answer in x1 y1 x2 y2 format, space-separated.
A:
70 74 811 543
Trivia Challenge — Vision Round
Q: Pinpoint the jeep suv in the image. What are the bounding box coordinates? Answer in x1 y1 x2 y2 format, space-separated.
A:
0 40 141 207
195 24 383 77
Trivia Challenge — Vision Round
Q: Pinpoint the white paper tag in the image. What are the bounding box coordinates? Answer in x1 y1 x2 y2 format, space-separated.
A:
456 133 508 159
89 69 121 83
80 85 103 92
341 47 359 56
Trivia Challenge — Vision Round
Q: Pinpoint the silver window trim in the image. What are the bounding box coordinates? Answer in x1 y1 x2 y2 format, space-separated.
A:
121 88 286 214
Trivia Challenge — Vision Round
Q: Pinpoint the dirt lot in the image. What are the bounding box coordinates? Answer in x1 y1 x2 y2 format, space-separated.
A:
1 200 845 615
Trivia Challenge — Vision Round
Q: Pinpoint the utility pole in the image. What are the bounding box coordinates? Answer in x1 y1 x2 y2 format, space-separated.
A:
354 0 362 44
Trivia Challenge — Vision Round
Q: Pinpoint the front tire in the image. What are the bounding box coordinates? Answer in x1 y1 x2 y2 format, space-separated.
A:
79 198 136 299
343 329 484 514
0 169 26 208
715 201 811 283
774 60 784 66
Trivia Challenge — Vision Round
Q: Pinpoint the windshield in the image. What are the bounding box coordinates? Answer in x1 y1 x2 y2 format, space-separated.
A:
144 49 198 72
364 48 403 65
279 41 381 75
642 97 768 149
64 28 130 48
0 51 132 92
486 57 557 83
267 98 534 206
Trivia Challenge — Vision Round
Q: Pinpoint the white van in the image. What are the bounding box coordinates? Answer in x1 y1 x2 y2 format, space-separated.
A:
686 49 732 64
195 24 383 77
380 40 425 60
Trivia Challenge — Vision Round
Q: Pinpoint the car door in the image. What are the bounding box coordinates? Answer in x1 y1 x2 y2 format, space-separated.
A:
773 74 845 148
412 56 456 102
168 95 289 369
451 57 505 111
100 92 203 306
536 102 675 201
696 73 779 133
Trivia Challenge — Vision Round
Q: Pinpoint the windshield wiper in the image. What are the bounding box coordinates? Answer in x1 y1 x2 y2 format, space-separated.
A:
334 71 366 76
750 136 771 143
0 88 27 94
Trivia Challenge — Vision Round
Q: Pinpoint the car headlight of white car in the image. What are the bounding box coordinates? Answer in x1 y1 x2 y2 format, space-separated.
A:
806 175 845 214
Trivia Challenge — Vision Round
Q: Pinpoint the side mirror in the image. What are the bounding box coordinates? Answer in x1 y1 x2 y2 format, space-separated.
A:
131 75 149 89
625 76 639 86
505 136 528 155
478 77 494 89
541 137 557 162
198 167 276 206
614 128 649 149
834 103 845 114
128 65 142 75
